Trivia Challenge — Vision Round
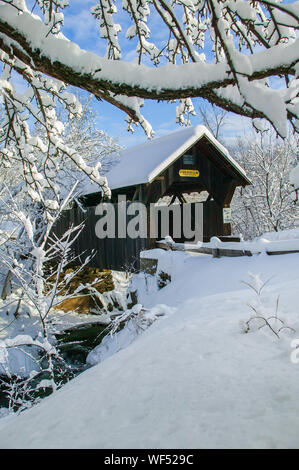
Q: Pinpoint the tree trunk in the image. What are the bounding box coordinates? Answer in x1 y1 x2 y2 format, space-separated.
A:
1 270 12 300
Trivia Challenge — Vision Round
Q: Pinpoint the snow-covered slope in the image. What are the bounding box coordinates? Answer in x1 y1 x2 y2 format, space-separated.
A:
0 251 299 449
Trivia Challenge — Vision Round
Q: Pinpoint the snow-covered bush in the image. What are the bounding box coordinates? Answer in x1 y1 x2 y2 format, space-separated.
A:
0 187 98 409
0 333 74 412
241 273 295 339
0 90 121 408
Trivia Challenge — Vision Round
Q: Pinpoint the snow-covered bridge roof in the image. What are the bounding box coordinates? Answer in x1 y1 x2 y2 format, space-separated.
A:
83 125 250 194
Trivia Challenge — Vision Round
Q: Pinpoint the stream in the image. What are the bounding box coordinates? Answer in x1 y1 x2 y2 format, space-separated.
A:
0 320 110 410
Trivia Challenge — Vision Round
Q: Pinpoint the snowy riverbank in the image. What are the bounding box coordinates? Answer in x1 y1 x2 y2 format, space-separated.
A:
0 246 299 448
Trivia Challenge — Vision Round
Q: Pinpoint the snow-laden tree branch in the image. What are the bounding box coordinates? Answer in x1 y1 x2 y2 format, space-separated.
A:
0 0 298 139
0 181 100 403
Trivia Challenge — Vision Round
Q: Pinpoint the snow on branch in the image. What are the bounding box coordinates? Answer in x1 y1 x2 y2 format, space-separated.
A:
0 1 298 137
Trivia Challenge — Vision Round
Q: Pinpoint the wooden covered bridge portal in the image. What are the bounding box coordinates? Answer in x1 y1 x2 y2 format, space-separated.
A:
54 126 250 271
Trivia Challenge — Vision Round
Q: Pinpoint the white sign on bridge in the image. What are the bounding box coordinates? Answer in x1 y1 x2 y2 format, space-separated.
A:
223 208 232 224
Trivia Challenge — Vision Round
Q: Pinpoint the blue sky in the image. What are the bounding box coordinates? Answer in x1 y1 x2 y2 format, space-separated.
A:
25 0 275 150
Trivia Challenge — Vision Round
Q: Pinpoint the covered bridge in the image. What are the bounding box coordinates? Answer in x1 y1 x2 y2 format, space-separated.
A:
55 125 250 270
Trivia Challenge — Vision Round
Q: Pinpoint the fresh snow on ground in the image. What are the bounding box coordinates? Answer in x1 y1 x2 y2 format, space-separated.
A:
0 248 299 449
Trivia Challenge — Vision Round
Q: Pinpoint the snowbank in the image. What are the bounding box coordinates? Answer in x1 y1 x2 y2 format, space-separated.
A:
211 228 299 253
0 249 299 448
155 228 299 255
258 228 299 241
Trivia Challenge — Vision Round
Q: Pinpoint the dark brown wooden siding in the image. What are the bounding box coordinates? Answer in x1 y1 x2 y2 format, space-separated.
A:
52 201 224 270
52 205 148 271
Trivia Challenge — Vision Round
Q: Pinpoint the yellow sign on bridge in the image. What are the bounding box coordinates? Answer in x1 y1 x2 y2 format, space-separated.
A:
179 169 200 177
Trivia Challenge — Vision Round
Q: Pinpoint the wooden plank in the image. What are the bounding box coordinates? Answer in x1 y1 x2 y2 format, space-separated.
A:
155 241 299 258
267 250 299 256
